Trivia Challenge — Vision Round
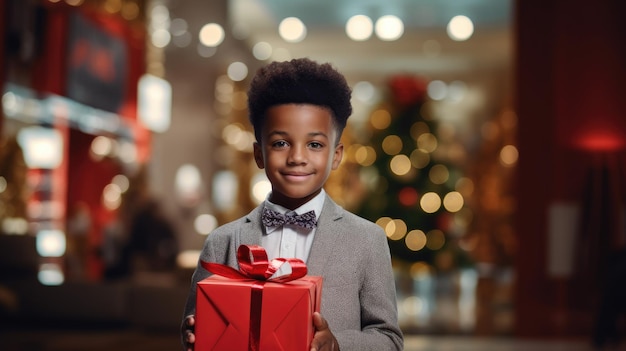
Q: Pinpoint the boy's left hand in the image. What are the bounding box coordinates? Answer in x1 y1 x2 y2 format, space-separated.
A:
310 312 340 351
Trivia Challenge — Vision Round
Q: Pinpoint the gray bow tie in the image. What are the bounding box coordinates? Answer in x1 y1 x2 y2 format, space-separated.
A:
262 208 317 230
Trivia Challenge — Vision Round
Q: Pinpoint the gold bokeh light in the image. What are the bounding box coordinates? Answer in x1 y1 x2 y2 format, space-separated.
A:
390 155 411 175
371 109 392 130
443 191 464 212
410 149 430 169
406 230 427 251
376 216 392 230
382 135 403 155
500 144 518 166
355 145 377 166
417 133 438 153
410 121 430 140
428 164 449 184
387 219 407 240
420 192 441 213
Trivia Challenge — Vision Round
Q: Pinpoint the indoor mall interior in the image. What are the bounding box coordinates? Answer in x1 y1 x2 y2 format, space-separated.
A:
1 0 625 350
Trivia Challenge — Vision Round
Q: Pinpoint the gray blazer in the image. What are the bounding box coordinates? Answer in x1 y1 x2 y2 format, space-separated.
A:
183 195 404 351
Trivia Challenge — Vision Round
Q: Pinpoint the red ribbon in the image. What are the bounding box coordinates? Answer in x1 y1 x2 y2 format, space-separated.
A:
201 245 308 350
201 244 308 282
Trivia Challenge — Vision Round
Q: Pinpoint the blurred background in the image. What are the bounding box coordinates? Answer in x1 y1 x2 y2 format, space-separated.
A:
0 0 625 350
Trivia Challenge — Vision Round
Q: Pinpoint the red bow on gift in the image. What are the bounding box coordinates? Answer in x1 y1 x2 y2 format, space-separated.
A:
201 244 308 283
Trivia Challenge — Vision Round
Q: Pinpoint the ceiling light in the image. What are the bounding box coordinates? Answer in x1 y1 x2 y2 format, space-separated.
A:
227 61 249 82
170 18 188 36
199 23 225 47
151 29 171 48
346 15 373 41
375 15 404 41
279 17 307 43
253 42 273 60
353 81 376 102
427 80 447 101
150 4 169 27
447 15 474 41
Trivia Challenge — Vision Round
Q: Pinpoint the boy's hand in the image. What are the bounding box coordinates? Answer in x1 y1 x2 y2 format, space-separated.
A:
182 315 195 351
310 312 339 351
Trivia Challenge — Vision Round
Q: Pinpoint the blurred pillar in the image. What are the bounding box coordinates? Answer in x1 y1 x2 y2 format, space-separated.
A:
0 0 6 137
26 3 71 281
573 154 625 303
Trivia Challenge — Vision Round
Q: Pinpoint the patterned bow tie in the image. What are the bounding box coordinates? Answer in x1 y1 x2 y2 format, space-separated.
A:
262 208 317 230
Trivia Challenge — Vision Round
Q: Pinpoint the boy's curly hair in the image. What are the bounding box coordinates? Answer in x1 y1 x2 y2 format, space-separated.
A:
247 58 352 143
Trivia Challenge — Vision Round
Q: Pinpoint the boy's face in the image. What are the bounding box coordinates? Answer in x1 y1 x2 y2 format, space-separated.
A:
253 103 344 210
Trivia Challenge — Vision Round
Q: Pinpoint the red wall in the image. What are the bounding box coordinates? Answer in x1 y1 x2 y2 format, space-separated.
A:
515 0 626 338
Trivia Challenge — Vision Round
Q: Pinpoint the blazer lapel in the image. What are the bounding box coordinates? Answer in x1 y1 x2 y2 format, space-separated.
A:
306 195 344 276
239 206 264 247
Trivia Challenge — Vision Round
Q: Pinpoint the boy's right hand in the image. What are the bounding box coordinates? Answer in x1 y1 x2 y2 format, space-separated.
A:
182 315 195 351
310 312 339 351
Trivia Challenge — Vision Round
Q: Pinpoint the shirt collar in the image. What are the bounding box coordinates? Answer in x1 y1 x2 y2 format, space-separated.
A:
263 189 325 235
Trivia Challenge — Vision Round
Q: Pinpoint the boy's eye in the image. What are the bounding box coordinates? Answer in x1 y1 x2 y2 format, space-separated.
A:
309 141 324 149
271 140 289 148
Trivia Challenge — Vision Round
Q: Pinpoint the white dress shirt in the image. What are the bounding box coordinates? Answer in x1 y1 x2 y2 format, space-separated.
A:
261 189 325 263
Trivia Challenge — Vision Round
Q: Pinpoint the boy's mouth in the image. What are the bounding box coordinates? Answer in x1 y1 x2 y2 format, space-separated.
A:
282 171 311 181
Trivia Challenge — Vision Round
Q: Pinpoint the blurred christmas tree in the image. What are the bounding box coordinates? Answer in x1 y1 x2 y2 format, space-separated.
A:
354 75 471 267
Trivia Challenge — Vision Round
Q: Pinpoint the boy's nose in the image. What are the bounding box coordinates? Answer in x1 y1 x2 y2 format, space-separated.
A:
287 145 307 164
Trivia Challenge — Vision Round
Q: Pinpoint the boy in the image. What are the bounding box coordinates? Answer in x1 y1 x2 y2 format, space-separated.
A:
181 58 403 351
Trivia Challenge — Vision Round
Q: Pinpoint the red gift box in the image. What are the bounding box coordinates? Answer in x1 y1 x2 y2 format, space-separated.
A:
195 245 323 351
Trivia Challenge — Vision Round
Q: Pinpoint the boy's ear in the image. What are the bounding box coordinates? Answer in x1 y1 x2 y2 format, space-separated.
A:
331 142 344 170
253 142 265 169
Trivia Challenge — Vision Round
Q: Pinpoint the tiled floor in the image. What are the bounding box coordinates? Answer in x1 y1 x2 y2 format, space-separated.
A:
404 336 606 351
2 328 182 351
1 327 614 351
